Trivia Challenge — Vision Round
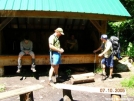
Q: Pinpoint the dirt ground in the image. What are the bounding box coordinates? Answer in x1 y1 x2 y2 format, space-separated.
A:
0 65 134 101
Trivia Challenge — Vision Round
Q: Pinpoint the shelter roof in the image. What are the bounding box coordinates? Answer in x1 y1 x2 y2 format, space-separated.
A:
0 0 131 21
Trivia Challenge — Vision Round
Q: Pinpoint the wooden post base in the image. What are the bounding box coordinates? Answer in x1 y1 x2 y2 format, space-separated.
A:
0 66 4 76
63 89 73 101
20 91 34 101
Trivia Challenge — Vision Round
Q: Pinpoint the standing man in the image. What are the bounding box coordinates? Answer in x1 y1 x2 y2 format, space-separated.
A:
48 27 64 84
98 34 113 79
16 36 36 73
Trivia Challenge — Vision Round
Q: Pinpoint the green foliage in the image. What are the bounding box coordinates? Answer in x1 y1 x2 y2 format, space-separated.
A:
107 0 134 55
95 67 102 74
121 75 134 88
0 84 5 92
66 69 71 75
126 42 134 57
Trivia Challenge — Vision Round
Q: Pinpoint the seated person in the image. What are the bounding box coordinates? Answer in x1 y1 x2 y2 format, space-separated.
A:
66 35 78 52
16 36 36 73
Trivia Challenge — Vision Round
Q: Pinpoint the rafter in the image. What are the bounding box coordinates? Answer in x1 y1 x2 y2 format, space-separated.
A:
0 17 13 31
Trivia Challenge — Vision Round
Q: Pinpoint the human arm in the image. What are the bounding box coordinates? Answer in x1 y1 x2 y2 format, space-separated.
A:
93 43 104 53
67 39 77 45
93 46 102 53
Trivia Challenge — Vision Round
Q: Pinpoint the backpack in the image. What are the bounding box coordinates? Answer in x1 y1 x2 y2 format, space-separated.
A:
109 36 121 59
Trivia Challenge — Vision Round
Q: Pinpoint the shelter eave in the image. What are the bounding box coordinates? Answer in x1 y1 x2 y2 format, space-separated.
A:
0 10 129 21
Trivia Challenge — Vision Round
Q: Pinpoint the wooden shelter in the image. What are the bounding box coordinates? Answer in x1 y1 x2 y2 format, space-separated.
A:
0 0 131 76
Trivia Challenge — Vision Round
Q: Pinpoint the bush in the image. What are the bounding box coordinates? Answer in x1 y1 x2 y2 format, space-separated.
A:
126 42 134 58
0 84 5 92
121 75 134 88
95 66 102 74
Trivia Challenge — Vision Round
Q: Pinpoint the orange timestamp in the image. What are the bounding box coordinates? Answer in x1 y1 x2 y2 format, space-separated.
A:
100 88 126 95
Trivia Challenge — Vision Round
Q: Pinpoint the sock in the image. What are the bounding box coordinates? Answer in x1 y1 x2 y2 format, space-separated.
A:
32 59 35 64
55 75 58 78
18 58 21 67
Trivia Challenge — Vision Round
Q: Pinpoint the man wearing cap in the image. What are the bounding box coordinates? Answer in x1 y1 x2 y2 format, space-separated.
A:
48 27 64 84
98 34 113 79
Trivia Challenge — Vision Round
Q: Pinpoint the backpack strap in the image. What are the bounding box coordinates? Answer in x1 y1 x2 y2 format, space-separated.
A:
53 34 58 46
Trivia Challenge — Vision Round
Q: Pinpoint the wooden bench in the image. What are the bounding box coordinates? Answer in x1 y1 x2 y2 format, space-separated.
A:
0 54 100 76
0 84 44 101
52 84 126 101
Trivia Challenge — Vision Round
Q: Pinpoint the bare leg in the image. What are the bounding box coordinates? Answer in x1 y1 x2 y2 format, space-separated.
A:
17 54 23 73
102 64 106 75
18 53 23 66
109 67 113 77
49 65 55 81
54 65 59 76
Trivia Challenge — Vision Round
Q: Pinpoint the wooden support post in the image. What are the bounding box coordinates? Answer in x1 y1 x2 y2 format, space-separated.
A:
63 89 73 101
20 92 34 101
111 94 121 101
0 66 4 76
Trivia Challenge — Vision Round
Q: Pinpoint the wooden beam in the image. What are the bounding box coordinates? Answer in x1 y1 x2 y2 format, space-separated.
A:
48 18 51 29
78 19 83 29
0 54 100 66
90 20 107 33
63 19 67 29
90 20 101 32
84 20 89 30
0 17 13 31
54 84 126 95
0 84 44 100
101 20 107 33
56 18 60 27
70 19 75 30
16 18 20 29
0 11 127 21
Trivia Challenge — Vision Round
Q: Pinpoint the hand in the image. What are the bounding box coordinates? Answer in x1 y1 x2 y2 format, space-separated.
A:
93 50 97 53
59 48 64 53
98 53 103 57
24 50 29 54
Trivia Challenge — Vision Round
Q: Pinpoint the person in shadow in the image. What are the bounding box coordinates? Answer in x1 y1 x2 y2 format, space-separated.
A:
65 34 78 52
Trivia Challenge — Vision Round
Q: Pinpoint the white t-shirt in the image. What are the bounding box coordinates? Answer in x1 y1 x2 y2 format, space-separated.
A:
104 40 112 58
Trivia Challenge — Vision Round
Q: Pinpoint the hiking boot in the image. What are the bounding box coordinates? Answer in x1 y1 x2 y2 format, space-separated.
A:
31 68 36 72
31 63 36 68
108 76 112 79
16 68 21 73
16 65 21 73
56 77 64 83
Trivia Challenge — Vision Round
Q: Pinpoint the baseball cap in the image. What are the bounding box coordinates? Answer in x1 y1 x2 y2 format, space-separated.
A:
101 34 107 39
55 27 64 35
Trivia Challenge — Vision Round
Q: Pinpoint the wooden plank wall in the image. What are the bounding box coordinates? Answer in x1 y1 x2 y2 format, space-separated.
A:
2 29 101 55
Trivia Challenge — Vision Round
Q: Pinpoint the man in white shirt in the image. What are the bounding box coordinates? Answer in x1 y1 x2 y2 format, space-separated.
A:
98 34 113 79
